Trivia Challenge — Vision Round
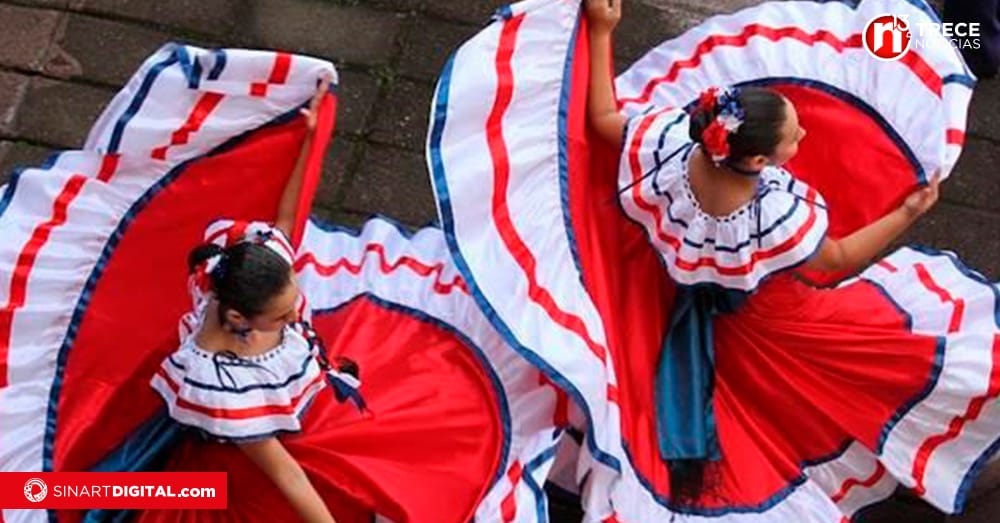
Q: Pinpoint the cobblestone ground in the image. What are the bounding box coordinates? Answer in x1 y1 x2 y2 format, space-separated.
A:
0 0 997 521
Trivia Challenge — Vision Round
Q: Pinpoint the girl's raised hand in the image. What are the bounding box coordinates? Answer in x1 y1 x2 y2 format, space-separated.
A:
902 170 942 217
586 0 622 34
300 73 332 132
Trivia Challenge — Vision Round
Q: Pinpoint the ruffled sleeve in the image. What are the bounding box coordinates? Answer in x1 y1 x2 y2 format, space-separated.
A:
150 327 326 442
620 148 830 292
618 108 694 196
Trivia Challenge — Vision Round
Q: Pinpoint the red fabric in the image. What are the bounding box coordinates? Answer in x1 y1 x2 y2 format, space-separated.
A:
293 94 336 247
97 154 121 183
250 52 294 98
127 439 373 523
57 299 504 523
706 278 937 505
701 119 731 160
53 117 316 474
298 299 504 523
566 24 941 508
48 97 503 522
776 84 923 285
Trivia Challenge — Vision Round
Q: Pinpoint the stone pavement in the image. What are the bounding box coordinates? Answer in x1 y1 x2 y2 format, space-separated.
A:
0 0 996 521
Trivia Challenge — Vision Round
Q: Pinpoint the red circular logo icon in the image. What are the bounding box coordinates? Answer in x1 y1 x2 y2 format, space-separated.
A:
23 478 47 503
864 14 912 61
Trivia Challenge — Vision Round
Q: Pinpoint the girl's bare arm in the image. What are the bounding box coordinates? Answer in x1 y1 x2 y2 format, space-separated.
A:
239 437 337 523
586 0 627 148
275 75 332 239
805 175 941 273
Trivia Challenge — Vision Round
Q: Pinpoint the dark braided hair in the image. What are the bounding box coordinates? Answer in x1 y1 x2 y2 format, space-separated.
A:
188 242 293 324
689 87 787 162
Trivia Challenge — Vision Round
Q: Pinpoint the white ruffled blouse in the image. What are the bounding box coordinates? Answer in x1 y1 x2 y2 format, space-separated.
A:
618 108 830 292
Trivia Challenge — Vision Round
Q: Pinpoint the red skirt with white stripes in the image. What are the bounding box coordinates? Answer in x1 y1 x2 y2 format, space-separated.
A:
428 1 997 521
0 45 563 523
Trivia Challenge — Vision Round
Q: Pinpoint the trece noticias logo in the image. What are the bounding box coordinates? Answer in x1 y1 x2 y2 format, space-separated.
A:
864 14 912 61
23 478 47 503
863 13 982 62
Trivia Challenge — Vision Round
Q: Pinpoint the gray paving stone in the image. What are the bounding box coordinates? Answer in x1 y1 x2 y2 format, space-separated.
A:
312 135 356 211
39 43 84 80
950 487 1000 523
346 0 422 14
614 2 703 68
12 0 76 7
0 72 31 136
397 15 472 82
418 0 503 25
548 491 584 522
57 14 175 86
0 4 63 72
370 77 433 152
945 136 1000 214
310 205 370 230
645 0 765 16
967 79 1000 142
0 141 12 186
309 203 336 227
248 0 403 65
953 461 1000 517
857 495 945 523
0 141 53 186
13 77 115 148
335 70 380 136
311 206 408 232
901 201 1000 280
342 143 435 225
81 0 241 38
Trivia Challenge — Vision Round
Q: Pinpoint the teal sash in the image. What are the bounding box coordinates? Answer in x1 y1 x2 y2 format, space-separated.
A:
656 285 746 462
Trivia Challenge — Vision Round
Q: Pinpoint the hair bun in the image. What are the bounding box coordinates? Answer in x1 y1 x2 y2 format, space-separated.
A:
187 243 225 274
688 105 717 144
687 86 785 163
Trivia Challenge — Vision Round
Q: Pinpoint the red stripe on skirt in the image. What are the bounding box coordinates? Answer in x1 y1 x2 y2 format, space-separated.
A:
151 92 225 160
294 245 469 295
487 13 608 364
946 129 966 146
0 175 89 388
500 461 523 522
830 462 887 503
620 24 944 107
912 335 1000 496
914 263 964 333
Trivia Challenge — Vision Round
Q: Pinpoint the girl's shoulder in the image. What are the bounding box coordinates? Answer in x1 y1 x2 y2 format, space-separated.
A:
622 107 692 160
150 324 323 443
757 167 828 215
621 162 831 291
